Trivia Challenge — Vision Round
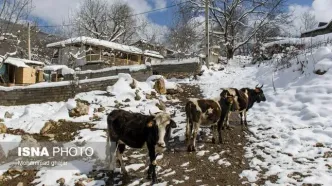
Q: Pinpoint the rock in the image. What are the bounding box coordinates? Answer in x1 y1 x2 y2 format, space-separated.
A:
153 78 166 95
69 101 89 117
177 87 184 93
57 178 66 186
130 79 137 89
44 134 55 139
0 123 7 133
146 94 152 99
124 98 131 102
166 95 172 100
75 181 85 186
93 108 98 113
97 107 105 112
17 182 24 186
8 168 23 175
323 151 332 158
156 100 166 111
0 118 4 122
271 135 278 139
4 111 13 119
40 121 55 135
151 91 157 97
0 175 3 181
135 93 141 101
166 89 178 95
315 142 324 147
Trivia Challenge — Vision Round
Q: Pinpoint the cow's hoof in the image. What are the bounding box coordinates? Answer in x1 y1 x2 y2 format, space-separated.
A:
212 137 216 144
187 145 196 152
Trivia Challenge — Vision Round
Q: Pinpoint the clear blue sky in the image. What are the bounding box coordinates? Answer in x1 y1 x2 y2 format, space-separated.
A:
148 0 314 26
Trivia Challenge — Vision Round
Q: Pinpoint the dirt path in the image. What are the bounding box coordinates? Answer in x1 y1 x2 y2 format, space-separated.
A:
0 84 251 186
108 84 251 186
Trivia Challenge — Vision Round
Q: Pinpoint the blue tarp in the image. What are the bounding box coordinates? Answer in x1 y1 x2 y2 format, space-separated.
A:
0 64 6 75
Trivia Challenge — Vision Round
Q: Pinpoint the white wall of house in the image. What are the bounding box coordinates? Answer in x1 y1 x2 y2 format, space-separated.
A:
145 57 162 65
58 46 87 67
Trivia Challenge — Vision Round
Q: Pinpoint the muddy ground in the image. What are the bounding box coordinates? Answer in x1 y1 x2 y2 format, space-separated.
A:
0 84 253 186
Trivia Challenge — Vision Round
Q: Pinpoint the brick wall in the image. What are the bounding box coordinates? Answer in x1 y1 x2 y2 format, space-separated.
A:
152 62 202 79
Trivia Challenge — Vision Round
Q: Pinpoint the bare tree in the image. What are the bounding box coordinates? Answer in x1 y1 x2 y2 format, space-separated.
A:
189 0 286 59
167 4 201 57
301 11 318 32
73 0 141 44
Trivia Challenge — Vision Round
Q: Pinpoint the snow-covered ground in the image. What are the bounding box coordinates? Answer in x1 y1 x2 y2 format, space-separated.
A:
190 48 332 185
1 45 332 185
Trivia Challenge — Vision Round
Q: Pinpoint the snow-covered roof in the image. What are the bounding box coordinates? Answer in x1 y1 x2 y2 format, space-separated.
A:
211 45 221 49
301 20 332 35
47 36 143 54
4 57 44 68
43 65 70 71
143 50 164 59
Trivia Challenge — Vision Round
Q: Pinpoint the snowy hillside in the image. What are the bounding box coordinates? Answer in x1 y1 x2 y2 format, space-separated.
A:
191 48 332 185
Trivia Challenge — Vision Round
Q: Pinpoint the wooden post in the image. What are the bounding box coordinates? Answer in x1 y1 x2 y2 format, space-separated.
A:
127 53 129 65
28 23 31 60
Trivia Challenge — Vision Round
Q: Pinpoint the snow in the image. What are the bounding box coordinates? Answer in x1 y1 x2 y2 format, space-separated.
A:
153 57 200 65
302 21 331 35
192 45 332 185
4 57 44 67
46 36 143 54
79 64 148 74
43 65 70 71
143 50 164 59
125 164 145 172
264 32 332 49
0 75 118 91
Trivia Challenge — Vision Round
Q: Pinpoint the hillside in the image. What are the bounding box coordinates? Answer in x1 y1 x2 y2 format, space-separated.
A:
0 19 63 63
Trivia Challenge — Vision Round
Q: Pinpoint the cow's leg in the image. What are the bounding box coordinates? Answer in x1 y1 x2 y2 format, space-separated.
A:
225 111 233 130
211 124 218 144
117 142 127 175
147 143 158 184
185 117 192 146
244 110 248 129
240 112 245 131
190 123 199 152
217 119 224 144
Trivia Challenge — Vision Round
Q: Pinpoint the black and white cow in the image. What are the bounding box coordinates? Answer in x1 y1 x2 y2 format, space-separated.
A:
106 109 176 184
185 97 234 152
220 84 266 131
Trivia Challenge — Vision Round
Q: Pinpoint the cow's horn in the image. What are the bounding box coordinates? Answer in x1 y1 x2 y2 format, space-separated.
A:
255 84 259 88
171 110 176 117
149 110 153 116
260 84 264 88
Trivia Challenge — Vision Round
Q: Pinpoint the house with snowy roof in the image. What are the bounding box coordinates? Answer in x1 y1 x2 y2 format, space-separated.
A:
0 57 45 86
131 39 176 58
46 36 164 70
301 20 332 38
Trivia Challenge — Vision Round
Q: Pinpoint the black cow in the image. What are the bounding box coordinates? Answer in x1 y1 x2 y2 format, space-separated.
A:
220 84 266 131
106 109 177 184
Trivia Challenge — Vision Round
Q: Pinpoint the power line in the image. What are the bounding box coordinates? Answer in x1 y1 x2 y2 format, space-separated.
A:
36 0 189 28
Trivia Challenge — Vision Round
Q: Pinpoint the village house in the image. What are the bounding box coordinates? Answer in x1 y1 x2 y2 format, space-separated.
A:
301 20 332 38
0 57 45 86
130 39 176 58
46 36 164 70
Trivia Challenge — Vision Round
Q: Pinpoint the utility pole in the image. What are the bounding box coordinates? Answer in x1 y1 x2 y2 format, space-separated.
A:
28 22 31 60
205 0 210 68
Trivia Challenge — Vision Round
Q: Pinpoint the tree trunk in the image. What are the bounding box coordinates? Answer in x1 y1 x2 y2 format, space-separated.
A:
226 48 234 60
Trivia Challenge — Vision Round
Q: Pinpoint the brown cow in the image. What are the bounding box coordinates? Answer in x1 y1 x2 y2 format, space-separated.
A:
220 84 266 131
185 97 234 152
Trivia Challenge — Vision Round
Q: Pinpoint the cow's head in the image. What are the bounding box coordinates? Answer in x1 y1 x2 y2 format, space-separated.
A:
148 110 177 152
220 89 235 105
254 84 266 103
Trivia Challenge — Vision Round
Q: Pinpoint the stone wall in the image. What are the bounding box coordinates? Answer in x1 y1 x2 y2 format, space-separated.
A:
64 65 152 82
0 78 118 106
0 69 151 106
152 61 202 79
